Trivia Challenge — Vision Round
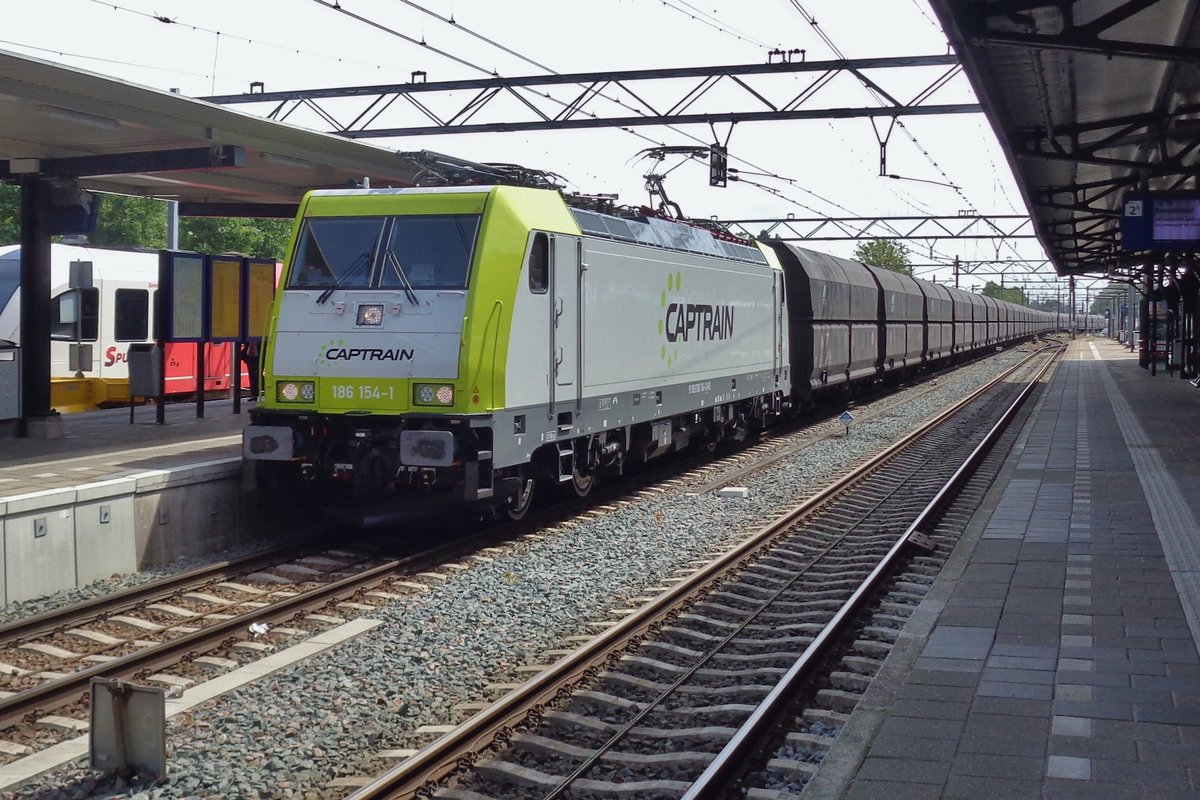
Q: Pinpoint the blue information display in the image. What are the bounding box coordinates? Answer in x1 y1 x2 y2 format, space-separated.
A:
1121 192 1200 250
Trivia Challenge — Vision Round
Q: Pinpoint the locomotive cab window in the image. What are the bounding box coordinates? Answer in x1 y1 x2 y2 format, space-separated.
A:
528 233 549 294
379 214 479 290
50 287 98 341
287 217 386 289
114 288 149 341
0 257 17 312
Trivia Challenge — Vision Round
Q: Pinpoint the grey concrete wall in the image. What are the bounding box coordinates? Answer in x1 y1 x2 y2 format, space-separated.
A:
0 457 286 605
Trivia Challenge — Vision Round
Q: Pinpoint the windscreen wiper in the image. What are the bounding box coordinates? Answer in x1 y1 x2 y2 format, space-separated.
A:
316 251 371 305
384 249 420 305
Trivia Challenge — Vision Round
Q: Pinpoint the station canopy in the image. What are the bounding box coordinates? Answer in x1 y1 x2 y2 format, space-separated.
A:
929 0 1200 277
0 48 425 215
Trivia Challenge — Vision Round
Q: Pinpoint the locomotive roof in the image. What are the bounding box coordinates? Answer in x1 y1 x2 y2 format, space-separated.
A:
568 207 767 266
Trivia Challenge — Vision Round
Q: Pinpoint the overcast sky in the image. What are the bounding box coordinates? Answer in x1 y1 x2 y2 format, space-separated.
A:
5 0 1071 293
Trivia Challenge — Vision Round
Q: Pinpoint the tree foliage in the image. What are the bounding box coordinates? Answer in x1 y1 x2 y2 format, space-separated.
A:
90 194 167 249
853 239 912 275
0 188 292 260
181 217 292 260
980 281 1028 306
0 184 18 244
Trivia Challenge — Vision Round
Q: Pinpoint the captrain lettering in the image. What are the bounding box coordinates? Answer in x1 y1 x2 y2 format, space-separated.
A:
665 302 734 343
324 347 415 362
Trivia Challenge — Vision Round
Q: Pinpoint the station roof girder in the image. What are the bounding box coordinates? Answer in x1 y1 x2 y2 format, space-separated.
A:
927 0 1200 278
0 48 425 212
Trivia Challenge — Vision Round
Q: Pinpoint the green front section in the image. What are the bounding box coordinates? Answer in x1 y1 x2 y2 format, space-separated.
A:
258 186 581 417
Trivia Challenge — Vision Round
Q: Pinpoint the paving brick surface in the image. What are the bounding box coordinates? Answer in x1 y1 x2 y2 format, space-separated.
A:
835 339 1200 799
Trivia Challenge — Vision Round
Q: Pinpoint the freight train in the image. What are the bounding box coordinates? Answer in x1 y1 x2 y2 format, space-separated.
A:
0 244 251 411
241 182 1077 525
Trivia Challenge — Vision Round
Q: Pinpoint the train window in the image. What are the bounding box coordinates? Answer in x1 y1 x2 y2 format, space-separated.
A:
0 257 17 311
529 233 549 294
287 217 385 289
114 289 149 341
50 287 98 342
380 214 479 290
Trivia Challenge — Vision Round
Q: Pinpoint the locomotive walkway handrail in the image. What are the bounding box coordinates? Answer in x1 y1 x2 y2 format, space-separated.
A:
342 343 1058 800
682 343 1063 798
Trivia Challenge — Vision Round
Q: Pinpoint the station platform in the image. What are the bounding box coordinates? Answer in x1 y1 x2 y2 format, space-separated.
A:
0 401 271 605
812 336 1200 800
0 399 245 493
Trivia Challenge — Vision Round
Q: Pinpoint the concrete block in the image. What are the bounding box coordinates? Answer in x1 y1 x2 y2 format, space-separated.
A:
133 490 186 568
0 519 6 605
135 476 245 569
5 508 77 603
4 488 75 516
718 486 750 498
75 494 136 585
75 477 136 504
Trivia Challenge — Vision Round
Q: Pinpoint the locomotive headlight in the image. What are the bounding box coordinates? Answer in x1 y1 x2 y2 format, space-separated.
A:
414 383 455 406
277 380 316 403
356 303 384 326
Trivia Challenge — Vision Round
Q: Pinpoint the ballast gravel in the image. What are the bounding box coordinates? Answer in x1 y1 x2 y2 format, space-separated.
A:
4 349 1030 800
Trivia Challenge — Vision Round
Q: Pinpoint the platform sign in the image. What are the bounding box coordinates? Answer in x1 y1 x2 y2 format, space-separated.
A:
1121 192 1200 250
209 256 242 342
244 258 278 341
160 252 204 342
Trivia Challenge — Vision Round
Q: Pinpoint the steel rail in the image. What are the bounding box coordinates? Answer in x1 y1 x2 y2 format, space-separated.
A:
0 540 319 645
0 541 467 731
343 344 1055 800
682 345 1062 798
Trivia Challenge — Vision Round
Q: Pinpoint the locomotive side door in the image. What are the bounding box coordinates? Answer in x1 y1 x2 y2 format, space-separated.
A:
551 236 581 408
774 270 785 381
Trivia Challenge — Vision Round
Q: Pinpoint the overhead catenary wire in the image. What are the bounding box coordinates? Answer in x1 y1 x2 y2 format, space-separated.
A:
362 0 854 217
0 37 216 80
780 0 1037 275
658 0 780 49
87 0 401 75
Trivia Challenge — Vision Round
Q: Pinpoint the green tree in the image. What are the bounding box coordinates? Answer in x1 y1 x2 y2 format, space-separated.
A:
0 187 291 258
980 281 1027 306
90 194 167 249
853 239 912 275
0 184 18 244
756 228 781 242
180 217 291 260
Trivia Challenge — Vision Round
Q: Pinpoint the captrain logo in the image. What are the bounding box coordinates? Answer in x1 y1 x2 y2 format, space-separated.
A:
657 272 735 367
317 338 413 366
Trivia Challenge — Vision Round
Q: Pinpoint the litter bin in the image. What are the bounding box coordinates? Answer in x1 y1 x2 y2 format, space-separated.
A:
127 343 162 398
0 340 18 420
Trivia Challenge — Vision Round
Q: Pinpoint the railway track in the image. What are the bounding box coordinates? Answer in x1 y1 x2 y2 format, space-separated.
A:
340 343 1060 800
0 347 1045 785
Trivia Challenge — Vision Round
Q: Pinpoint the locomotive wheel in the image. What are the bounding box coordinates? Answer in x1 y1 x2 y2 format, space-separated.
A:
506 472 537 520
570 467 595 498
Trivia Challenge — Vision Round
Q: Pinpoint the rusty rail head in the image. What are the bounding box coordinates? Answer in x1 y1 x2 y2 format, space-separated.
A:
0 541 319 646
681 344 1062 799
0 554 423 731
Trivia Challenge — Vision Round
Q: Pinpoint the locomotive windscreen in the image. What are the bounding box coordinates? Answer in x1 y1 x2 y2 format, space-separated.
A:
287 214 480 291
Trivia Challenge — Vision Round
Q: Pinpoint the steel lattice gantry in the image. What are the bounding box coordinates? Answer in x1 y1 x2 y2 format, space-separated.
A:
201 56 978 137
718 214 1034 241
